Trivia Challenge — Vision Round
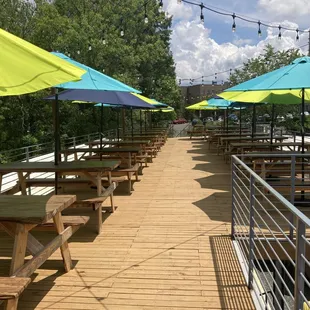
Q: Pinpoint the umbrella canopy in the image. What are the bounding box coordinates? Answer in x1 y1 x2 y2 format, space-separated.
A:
186 101 217 110
131 93 168 108
52 52 140 93
44 89 154 109
0 28 85 96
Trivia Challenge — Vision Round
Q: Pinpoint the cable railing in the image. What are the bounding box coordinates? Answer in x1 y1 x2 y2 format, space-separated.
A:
0 130 117 195
232 154 310 310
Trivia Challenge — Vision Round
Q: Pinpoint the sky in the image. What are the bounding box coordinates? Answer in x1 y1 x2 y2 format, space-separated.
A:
164 0 310 84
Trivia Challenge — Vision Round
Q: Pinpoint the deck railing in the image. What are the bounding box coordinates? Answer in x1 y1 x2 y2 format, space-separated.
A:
232 154 310 310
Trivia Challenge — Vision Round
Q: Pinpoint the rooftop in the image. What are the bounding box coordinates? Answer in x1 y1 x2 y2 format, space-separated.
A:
0 138 253 309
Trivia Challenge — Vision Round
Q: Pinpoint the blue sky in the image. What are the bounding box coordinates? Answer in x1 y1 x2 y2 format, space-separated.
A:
165 0 310 83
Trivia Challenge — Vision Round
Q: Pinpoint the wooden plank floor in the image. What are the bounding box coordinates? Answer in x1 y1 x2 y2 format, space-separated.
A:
0 138 254 309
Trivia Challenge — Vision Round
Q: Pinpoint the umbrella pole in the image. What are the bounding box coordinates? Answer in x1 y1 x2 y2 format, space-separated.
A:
131 108 134 141
122 109 126 137
100 103 103 161
252 105 256 138
53 91 59 194
117 109 120 142
226 109 228 133
140 110 142 134
239 108 242 137
301 88 305 201
270 104 275 146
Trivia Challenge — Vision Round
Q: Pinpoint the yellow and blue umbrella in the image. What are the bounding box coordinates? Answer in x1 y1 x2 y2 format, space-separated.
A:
0 28 85 96
220 56 310 150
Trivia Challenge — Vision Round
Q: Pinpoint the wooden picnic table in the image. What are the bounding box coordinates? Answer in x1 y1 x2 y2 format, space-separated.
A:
60 147 141 168
0 161 120 198
86 140 151 148
230 142 310 154
0 195 83 277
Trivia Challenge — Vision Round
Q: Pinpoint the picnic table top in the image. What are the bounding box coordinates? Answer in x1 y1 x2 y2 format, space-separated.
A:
61 147 141 154
0 195 76 224
0 160 120 173
214 132 265 137
221 135 288 142
230 142 310 147
88 140 150 146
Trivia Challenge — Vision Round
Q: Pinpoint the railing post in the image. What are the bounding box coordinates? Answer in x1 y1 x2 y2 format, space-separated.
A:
25 147 30 162
290 156 296 240
73 137 76 149
231 157 236 240
294 219 306 310
88 134 91 145
248 174 255 290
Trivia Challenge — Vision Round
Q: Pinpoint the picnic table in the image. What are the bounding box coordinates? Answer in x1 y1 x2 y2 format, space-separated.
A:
0 195 87 277
86 140 150 149
230 142 310 155
0 161 120 197
60 147 141 168
219 135 288 155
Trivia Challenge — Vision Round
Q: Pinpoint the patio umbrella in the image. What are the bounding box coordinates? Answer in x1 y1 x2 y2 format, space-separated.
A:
0 28 85 96
219 56 310 152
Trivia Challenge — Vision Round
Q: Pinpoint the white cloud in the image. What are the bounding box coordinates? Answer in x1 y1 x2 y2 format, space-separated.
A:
171 19 308 83
257 0 310 26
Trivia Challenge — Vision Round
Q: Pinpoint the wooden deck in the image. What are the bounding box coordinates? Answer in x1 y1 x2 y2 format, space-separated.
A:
0 138 254 309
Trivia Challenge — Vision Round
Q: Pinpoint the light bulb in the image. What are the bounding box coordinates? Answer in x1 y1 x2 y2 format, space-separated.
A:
144 16 148 24
120 30 124 37
77 50 80 55
102 38 106 45
258 30 262 37
232 22 236 32
88 45 92 51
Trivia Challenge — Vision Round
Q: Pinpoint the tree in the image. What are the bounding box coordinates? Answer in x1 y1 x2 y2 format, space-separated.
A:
0 0 180 152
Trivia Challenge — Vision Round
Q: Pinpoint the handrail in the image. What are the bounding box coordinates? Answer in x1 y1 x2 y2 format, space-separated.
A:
231 154 310 310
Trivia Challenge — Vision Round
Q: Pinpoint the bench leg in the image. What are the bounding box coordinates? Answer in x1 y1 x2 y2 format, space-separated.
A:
53 213 72 272
6 298 18 310
96 204 102 234
107 172 115 213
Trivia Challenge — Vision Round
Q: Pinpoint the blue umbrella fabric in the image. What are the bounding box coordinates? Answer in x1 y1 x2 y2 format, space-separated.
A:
52 52 141 93
45 89 154 109
226 57 310 91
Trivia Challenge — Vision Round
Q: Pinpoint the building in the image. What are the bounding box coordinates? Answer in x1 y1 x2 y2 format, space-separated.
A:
180 82 230 107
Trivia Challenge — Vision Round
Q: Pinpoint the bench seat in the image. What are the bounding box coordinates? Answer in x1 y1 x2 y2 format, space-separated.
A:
0 277 31 310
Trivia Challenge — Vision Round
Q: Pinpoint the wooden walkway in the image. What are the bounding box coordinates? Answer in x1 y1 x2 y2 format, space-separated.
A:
0 138 254 309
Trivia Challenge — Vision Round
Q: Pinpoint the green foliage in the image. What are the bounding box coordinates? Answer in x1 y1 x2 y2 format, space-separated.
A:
0 0 180 151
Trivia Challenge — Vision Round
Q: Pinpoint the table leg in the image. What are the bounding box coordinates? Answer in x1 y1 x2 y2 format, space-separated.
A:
6 298 18 310
53 212 72 272
10 223 28 276
107 171 115 212
17 172 27 195
128 152 132 168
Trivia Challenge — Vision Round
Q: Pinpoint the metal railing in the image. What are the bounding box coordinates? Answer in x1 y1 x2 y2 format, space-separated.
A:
232 154 310 310
0 130 117 195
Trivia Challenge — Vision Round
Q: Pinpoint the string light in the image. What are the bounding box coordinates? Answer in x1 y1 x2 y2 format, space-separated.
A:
200 3 204 24
159 0 163 12
232 13 236 32
296 29 299 41
144 2 148 24
258 21 262 37
181 0 307 41
120 18 124 37
88 44 92 51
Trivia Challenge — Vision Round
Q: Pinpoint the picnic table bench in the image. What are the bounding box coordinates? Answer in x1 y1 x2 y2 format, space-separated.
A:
0 195 87 278
0 277 31 310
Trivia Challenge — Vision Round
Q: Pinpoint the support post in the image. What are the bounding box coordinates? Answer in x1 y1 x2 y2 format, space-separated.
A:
248 175 255 289
294 219 306 310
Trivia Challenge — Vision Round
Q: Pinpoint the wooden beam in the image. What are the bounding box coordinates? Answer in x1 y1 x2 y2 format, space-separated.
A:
13 225 79 277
